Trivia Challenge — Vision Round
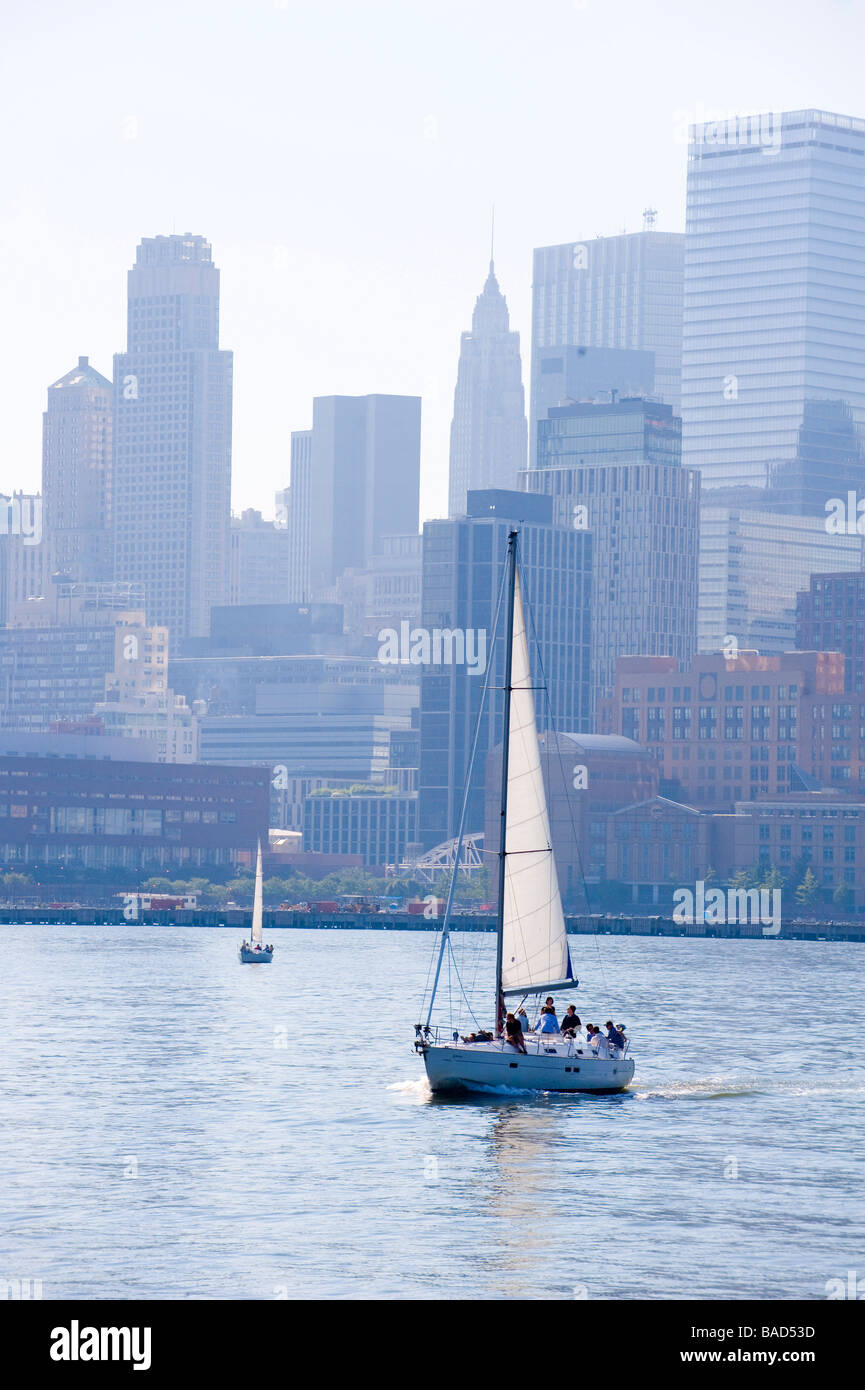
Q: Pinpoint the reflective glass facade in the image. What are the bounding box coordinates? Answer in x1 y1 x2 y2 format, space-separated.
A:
682 109 865 509
698 507 863 654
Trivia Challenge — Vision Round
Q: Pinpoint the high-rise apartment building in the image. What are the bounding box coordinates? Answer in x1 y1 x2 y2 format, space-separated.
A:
531 229 684 461
42 356 113 582
113 234 233 639
522 398 699 708
447 260 527 516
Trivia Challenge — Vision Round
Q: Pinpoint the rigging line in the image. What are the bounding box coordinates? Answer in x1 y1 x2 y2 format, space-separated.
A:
519 558 615 1010
424 554 510 1027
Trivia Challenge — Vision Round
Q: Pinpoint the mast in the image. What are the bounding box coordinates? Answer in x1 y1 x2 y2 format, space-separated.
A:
494 530 518 1033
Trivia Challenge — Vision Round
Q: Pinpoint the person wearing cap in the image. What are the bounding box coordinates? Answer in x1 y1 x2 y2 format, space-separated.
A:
516 1006 532 1035
605 1020 625 1054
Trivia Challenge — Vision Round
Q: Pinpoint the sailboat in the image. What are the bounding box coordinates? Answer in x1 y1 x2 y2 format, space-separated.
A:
239 841 274 963
415 530 635 1094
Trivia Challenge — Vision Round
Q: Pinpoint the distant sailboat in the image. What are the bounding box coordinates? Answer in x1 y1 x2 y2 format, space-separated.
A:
415 529 635 1094
239 842 274 963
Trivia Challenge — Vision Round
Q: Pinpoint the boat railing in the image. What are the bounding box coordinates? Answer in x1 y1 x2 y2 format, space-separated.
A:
416 1023 630 1058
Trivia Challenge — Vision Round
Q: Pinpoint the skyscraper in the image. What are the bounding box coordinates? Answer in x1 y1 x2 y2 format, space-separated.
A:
113 234 233 639
531 229 684 461
682 109 865 508
447 260 527 516
522 398 699 710
42 356 113 582
297 395 421 595
699 506 861 654
418 489 591 848
286 430 312 602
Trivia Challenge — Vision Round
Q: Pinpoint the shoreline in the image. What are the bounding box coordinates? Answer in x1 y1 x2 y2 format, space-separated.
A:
1 908 863 941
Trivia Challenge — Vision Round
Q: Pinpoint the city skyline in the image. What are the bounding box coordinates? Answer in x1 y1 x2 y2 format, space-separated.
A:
4 1 865 522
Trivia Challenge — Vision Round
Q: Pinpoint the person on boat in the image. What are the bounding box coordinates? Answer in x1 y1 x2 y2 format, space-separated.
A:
560 1006 581 1035
544 996 556 1015
617 1024 628 1053
590 1026 611 1059
516 1006 532 1034
605 1020 625 1053
504 1012 527 1055
537 1006 560 1035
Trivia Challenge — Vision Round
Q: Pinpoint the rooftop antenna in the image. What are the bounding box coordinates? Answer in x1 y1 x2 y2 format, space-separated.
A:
489 204 495 273
642 207 658 230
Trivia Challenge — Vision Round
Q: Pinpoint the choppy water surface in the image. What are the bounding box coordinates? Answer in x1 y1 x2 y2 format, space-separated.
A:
0 926 861 1300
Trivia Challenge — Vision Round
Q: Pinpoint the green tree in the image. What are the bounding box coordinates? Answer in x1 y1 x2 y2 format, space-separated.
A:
832 879 853 914
795 868 819 912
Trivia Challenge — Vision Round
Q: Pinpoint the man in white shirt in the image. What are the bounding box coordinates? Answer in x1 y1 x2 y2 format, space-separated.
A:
590 1027 611 1059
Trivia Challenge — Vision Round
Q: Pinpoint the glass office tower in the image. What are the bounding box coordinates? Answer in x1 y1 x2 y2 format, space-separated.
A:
531 230 684 463
682 109 865 511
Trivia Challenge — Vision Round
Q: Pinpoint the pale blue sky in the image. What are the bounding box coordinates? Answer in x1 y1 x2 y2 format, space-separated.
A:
1 0 861 522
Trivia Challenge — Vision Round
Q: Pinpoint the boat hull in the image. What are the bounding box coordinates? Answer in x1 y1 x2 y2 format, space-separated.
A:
238 945 273 963
421 1040 634 1095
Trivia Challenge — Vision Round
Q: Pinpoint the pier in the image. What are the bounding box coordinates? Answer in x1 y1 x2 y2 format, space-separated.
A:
0 907 863 941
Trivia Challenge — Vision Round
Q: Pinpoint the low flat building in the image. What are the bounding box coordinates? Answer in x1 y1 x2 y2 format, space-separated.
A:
0 754 269 871
302 788 418 868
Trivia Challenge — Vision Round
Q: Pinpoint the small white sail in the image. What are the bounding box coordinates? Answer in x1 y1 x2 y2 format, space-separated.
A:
251 841 263 945
500 568 574 997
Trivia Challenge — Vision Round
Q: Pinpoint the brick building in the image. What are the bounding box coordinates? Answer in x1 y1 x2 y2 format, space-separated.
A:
797 572 865 695
598 651 862 807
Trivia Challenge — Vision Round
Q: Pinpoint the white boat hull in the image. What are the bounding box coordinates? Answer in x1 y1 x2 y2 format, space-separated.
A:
421 1038 634 1095
239 944 273 963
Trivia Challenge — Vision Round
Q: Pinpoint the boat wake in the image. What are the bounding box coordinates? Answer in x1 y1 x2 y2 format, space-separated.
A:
633 1075 865 1102
387 1078 431 1103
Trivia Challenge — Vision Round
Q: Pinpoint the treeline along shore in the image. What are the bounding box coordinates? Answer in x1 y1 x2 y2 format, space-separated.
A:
0 908 863 941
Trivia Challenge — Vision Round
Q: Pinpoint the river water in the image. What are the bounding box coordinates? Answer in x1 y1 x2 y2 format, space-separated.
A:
0 926 861 1300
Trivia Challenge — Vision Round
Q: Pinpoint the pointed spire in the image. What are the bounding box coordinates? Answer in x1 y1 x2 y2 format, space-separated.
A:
490 203 496 276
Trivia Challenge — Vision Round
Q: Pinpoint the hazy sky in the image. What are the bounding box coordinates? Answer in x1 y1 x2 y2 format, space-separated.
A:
1 0 862 523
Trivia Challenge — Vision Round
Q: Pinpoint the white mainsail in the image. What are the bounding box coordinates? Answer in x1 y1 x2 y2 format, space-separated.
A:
251 841 263 945
500 568 574 997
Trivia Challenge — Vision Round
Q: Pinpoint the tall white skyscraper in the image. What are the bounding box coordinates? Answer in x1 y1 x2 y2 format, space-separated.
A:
447 260 527 517
113 234 233 639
